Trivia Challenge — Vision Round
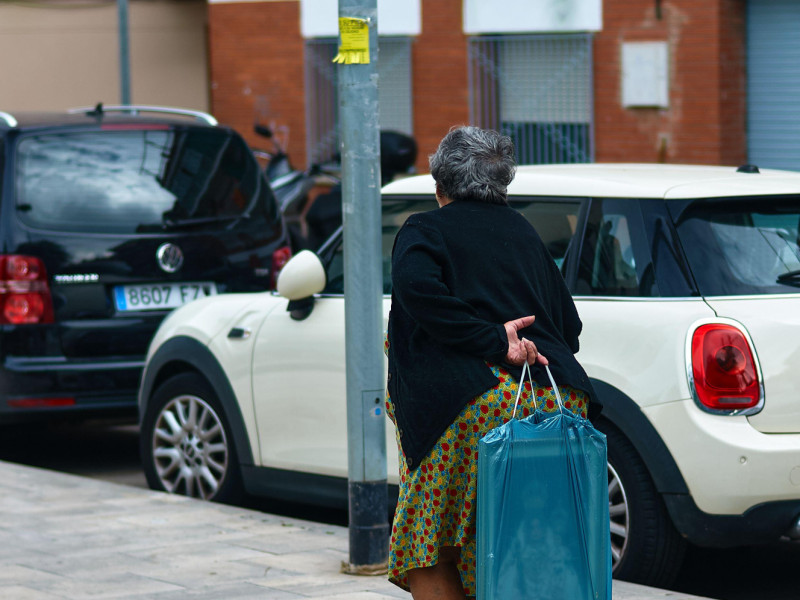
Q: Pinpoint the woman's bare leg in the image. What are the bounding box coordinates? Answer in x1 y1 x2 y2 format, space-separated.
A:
406 546 467 600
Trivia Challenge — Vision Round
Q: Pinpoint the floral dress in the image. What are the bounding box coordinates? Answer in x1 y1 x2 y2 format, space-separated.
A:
384 338 588 597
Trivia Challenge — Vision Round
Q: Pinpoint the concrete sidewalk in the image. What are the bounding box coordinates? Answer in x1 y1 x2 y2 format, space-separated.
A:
0 460 712 600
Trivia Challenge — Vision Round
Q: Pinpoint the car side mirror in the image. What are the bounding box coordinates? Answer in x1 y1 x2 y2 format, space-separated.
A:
277 250 326 300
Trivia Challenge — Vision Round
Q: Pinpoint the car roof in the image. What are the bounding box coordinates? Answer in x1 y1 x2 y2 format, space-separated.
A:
382 163 800 200
0 106 218 131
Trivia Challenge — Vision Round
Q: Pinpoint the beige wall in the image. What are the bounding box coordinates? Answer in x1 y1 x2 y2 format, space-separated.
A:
0 0 209 113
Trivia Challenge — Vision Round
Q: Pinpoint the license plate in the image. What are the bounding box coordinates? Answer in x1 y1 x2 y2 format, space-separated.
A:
114 282 217 312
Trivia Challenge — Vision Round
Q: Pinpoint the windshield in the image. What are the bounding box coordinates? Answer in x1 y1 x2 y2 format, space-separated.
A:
15 128 272 234
675 196 800 295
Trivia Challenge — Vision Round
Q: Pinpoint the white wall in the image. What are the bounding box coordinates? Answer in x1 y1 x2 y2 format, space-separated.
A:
300 0 421 37
464 0 602 33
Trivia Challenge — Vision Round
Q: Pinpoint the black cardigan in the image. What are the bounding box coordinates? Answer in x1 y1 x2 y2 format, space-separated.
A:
387 199 597 469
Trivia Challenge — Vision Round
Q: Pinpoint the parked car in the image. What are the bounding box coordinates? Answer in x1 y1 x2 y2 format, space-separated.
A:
138 163 800 587
0 105 290 423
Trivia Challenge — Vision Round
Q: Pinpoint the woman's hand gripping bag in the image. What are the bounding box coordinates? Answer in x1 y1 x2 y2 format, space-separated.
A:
477 364 611 600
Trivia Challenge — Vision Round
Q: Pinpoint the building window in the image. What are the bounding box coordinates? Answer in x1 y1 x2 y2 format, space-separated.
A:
305 37 413 165
468 34 594 164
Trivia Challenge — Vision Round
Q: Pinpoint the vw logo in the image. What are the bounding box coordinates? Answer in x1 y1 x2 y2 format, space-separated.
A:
156 243 184 273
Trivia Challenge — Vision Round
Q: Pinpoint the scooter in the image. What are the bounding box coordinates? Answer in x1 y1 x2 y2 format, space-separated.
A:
303 130 418 251
253 123 338 250
254 124 417 251
253 124 318 211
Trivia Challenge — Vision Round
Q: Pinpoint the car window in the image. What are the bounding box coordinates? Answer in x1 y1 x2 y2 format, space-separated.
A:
674 196 800 295
322 195 437 295
576 198 655 297
323 195 582 295
510 199 582 271
14 128 274 234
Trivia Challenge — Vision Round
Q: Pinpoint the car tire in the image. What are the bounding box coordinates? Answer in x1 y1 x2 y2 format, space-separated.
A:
140 372 244 504
599 420 687 588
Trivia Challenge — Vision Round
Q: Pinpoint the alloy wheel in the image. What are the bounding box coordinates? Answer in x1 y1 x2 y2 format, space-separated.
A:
151 394 229 500
608 461 630 569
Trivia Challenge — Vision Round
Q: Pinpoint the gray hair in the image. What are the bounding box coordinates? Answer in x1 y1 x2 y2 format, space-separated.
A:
429 126 516 205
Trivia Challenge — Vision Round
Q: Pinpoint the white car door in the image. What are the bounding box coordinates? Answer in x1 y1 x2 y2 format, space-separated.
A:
250 195 437 480
250 280 396 479
250 292 348 476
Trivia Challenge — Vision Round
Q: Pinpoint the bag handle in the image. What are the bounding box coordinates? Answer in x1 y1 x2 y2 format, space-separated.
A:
511 362 564 420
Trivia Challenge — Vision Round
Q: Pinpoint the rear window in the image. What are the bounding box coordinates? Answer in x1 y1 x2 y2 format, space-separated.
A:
512 198 582 270
675 196 800 295
14 128 275 234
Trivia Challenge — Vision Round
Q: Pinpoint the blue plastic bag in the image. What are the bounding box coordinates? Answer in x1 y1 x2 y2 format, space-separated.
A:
477 363 611 600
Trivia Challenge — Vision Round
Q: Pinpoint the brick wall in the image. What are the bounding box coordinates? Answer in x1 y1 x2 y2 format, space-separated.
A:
411 0 470 172
208 1 307 165
207 0 748 169
595 0 747 165
717 0 747 166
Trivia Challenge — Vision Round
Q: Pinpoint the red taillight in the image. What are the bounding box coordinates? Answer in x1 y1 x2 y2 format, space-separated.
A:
690 323 761 411
270 246 292 289
0 255 54 325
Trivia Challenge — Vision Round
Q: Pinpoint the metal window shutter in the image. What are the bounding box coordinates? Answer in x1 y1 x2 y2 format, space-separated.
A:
378 38 413 136
304 38 413 165
468 34 594 165
747 0 800 171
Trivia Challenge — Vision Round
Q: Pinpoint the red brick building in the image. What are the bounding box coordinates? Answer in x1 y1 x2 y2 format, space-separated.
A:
207 0 800 173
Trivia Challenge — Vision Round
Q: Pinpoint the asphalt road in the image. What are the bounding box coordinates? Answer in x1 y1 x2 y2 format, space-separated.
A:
1 418 798 600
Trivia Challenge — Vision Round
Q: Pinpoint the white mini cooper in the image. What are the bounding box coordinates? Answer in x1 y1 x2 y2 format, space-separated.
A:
138 163 800 587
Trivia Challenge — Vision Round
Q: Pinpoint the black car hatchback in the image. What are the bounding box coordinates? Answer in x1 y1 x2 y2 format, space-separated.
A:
0 105 290 422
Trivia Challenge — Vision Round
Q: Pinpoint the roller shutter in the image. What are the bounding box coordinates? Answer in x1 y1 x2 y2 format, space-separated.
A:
747 0 800 171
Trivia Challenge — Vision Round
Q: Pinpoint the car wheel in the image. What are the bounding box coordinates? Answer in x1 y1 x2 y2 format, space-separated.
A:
599 420 687 587
140 372 243 503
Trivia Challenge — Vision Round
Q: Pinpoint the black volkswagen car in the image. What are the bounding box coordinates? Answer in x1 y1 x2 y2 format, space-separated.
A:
0 105 290 422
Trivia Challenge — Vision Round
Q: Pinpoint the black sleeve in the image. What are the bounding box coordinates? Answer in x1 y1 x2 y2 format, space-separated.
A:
391 220 508 360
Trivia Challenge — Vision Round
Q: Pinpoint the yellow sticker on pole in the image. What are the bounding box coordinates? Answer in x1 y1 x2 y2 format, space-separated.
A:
332 17 370 64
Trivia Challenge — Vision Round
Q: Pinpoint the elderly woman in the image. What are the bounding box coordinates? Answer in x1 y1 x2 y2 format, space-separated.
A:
385 126 596 599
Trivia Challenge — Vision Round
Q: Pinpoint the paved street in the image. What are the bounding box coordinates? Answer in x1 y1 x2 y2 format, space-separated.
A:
0 460 714 600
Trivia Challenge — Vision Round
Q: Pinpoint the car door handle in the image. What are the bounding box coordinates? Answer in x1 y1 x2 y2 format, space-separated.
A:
227 327 252 339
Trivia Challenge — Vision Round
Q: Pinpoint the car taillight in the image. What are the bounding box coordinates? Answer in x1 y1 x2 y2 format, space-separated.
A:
0 255 55 325
690 322 761 412
270 246 292 289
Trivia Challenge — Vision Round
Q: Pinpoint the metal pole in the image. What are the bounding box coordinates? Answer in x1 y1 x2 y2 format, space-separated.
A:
336 0 388 573
118 0 131 105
